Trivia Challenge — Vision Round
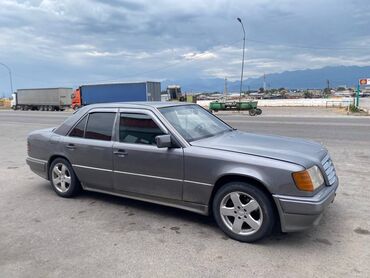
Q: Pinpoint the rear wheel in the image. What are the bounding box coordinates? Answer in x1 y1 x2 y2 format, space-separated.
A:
213 182 275 242
49 158 81 197
249 109 257 116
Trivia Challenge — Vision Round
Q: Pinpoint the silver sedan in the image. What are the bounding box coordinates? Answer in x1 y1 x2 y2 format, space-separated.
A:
26 102 338 242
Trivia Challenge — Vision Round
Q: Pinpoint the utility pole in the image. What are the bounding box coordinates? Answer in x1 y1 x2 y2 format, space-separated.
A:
263 73 266 92
0 62 14 95
325 79 330 97
237 18 246 104
224 77 228 100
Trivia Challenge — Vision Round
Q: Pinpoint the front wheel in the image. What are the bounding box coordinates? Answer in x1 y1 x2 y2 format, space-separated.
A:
213 182 276 242
49 158 81 197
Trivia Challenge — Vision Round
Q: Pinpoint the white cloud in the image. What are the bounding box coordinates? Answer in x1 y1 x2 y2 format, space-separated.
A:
0 0 369 94
182 51 217 61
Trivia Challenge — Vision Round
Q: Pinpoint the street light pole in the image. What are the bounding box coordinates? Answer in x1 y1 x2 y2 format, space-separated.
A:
0 62 14 95
237 17 246 104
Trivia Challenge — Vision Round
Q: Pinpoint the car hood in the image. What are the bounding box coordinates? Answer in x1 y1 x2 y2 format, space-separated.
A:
191 130 327 168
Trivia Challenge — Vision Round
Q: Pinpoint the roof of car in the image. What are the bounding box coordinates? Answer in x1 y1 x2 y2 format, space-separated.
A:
84 101 195 109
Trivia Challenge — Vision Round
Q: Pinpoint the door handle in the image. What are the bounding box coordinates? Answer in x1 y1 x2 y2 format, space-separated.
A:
66 143 76 150
114 149 128 157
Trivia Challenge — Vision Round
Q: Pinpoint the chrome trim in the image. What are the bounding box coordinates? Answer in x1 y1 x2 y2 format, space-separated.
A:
321 153 336 186
73 164 113 172
184 180 212 186
27 157 47 164
72 164 212 186
115 170 182 182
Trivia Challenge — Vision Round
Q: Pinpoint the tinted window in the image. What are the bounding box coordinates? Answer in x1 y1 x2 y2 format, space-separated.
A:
85 112 116 141
69 115 87 138
119 113 163 145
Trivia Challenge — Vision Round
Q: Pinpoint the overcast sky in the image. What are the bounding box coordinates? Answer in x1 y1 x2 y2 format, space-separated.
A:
0 0 369 95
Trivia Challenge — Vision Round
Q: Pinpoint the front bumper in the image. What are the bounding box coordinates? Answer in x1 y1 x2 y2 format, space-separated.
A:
26 157 48 179
273 181 338 232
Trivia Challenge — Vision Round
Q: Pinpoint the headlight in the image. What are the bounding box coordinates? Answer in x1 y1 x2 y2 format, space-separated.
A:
292 165 324 192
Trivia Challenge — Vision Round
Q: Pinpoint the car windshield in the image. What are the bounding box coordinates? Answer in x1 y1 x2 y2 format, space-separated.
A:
159 105 232 142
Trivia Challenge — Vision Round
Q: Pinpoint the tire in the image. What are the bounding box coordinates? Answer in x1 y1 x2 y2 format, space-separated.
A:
49 158 81 197
249 109 257 116
256 108 262 115
213 182 276 242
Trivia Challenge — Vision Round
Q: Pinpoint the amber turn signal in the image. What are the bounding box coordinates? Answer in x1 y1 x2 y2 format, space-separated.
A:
292 165 325 192
292 170 314 191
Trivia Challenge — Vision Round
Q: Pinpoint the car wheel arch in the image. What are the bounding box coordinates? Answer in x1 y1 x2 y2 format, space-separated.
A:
209 174 279 226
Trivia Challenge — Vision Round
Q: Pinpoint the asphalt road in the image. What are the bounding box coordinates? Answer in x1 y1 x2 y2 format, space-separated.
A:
1 108 369 277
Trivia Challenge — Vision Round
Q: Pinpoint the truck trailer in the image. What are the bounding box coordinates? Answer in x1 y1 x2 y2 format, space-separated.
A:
12 88 73 111
71 81 161 109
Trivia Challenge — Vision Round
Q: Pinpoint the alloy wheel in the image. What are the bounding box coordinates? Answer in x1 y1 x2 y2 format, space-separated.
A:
219 191 263 235
52 163 71 193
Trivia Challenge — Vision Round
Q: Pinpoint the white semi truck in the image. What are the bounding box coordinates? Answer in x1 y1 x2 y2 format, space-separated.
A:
11 88 73 111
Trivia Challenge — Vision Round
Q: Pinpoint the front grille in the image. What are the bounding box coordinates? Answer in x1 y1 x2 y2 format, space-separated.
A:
321 154 337 186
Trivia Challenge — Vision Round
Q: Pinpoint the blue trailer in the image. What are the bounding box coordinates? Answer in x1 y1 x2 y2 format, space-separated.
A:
71 81 161 109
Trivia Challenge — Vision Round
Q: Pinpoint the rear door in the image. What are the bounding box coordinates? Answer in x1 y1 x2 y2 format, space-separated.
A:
112 109 184 200
62 108 117 191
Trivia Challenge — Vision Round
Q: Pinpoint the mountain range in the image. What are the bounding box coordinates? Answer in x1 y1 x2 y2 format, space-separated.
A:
162 65 370 92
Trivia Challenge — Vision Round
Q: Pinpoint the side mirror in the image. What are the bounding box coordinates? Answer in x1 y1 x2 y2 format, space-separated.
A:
155 134 172 148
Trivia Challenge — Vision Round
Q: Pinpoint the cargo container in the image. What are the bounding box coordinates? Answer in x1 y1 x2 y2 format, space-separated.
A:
71 81 161 109
12 88 73 111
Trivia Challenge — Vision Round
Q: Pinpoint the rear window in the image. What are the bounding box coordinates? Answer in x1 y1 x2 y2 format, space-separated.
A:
53 106 89 135
85 112 116 141
69 115 87 138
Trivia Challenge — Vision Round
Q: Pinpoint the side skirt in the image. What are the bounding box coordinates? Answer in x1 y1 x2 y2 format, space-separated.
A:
82 184 209 216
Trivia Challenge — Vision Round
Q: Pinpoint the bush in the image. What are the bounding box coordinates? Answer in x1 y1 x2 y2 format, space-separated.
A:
349 104 360 113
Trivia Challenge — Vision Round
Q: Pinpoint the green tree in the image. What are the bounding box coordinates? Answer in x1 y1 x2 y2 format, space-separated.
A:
323 88 331 97
304 91 313 98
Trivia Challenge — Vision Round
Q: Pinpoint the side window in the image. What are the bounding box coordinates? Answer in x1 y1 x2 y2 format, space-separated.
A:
69 115 87 138
119 113 164 145
85 112 116 141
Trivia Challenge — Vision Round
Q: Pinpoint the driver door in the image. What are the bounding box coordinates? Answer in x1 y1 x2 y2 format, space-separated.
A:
113 109 184 200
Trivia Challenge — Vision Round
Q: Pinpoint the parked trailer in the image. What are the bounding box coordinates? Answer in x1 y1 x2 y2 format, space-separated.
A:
209 101 262 116
12 88 73 111
71 81 161 109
